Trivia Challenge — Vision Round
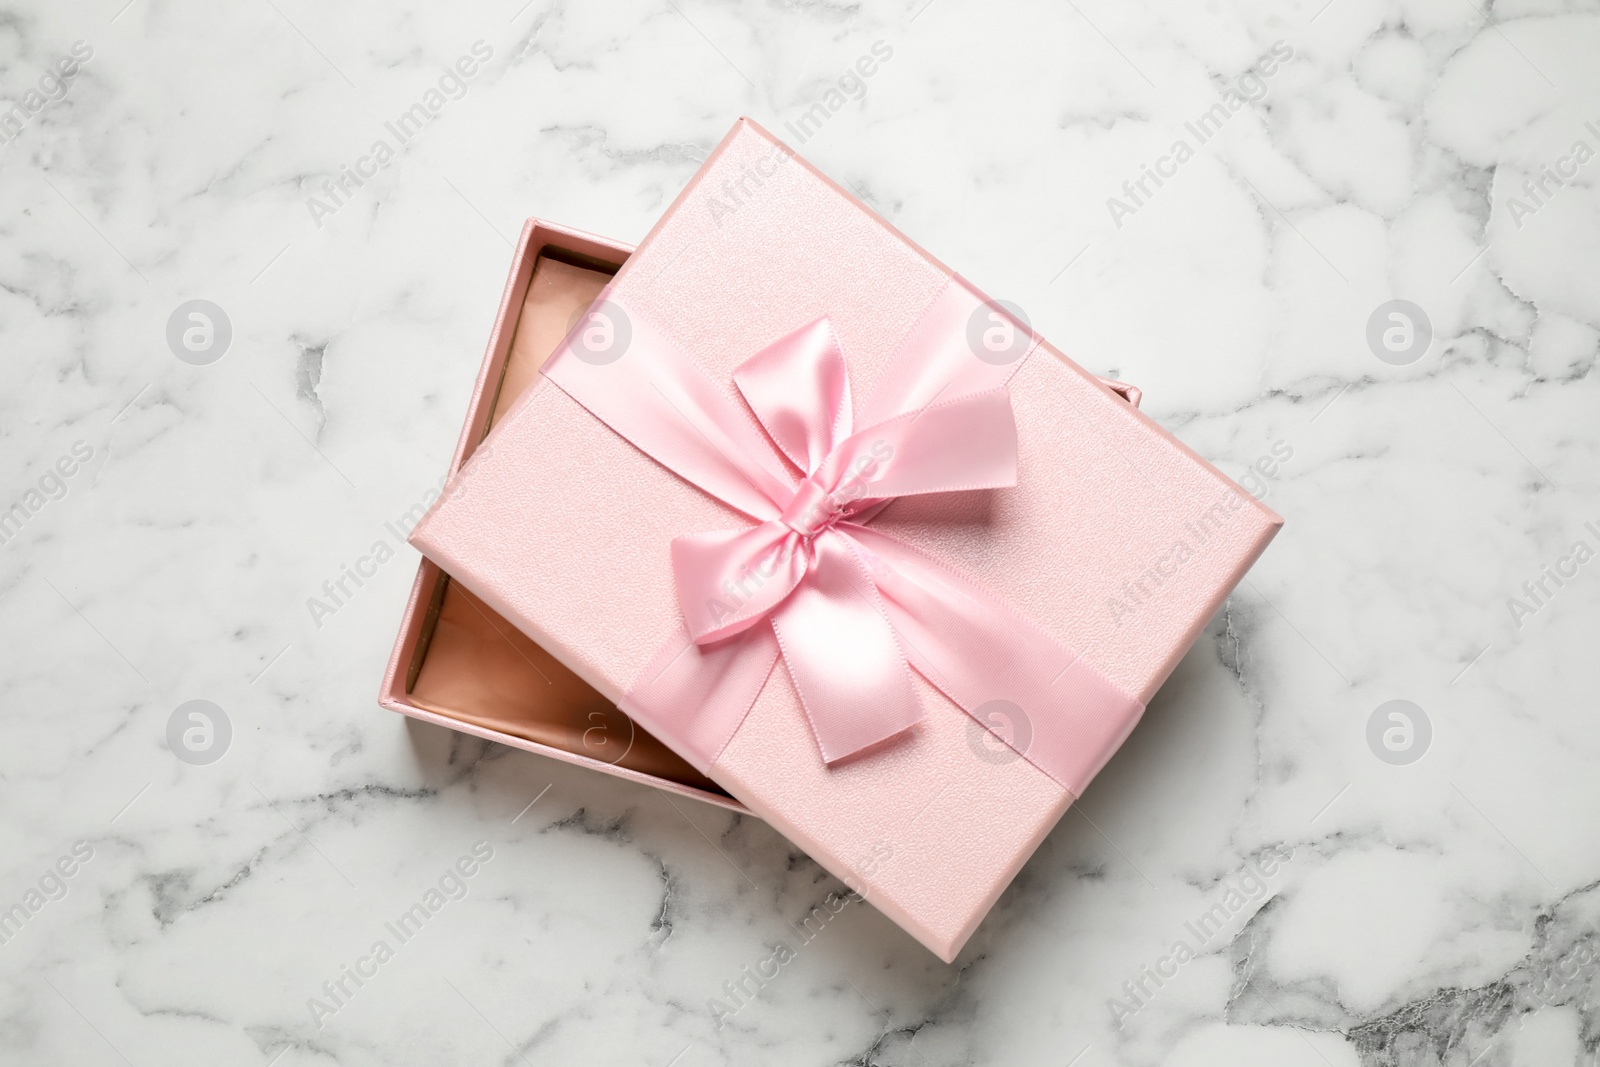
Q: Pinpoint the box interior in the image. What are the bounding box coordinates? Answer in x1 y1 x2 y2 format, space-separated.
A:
402 247 725 793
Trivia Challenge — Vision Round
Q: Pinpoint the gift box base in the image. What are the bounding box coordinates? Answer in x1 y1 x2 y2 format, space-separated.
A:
377 219 745 813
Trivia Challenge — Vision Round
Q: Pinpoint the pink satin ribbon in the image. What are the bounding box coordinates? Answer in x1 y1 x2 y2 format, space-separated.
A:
543 277 1144 796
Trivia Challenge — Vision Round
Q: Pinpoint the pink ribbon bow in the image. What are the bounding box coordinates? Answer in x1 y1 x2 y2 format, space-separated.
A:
669 317 1020 761
544 278 1143 795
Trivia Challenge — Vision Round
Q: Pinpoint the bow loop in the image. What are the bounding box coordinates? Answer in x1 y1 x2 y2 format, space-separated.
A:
810 387 1019 505
671 522 808 645
733 318 852 476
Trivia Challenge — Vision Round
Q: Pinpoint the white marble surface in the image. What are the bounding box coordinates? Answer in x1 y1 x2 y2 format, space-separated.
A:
1 0 1597 1064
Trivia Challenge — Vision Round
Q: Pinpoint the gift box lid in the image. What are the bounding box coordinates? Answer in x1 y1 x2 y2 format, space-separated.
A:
411 118 1280 961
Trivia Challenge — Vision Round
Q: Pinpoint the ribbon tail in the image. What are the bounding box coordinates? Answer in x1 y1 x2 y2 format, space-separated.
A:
621 624 782 774
770 533 923 763
843 524 1145 797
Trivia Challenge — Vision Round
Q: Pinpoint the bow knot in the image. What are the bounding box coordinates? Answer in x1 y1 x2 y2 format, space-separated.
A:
780 476 848 539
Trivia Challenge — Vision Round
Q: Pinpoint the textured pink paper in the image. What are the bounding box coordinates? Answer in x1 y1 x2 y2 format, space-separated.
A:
411 119 1281 961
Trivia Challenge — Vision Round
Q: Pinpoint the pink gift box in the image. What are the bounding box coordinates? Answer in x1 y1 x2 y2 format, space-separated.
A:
411 120 1281 961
